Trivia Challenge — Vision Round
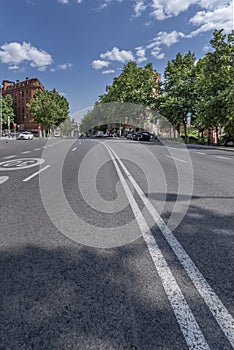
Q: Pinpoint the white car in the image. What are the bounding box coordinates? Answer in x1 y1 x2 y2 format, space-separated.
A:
18 131 34 140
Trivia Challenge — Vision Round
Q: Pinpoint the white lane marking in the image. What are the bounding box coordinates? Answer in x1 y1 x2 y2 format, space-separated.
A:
21 151 31 154
216 156 229 160
104 144 210 350
22 165 51 182
34 148 41 151
166 155 188 163
0 176 9 185
196 152 206 155
167 147 188 152
2 155 17 159
72 147 77 152
107 144 234 349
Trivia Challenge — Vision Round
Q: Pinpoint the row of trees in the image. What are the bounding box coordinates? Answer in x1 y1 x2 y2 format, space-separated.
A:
157 29 234 142
0 88 69 135
80 29 234 141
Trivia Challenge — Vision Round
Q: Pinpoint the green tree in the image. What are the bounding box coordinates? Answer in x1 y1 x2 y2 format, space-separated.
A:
60 118 73 136
100 62 160 108
80 61 160 132
1 95 15 126
27 89 69 134
195 30 234 142
156 51 196 139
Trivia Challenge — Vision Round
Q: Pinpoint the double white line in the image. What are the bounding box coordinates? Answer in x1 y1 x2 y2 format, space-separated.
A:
104 143 234 350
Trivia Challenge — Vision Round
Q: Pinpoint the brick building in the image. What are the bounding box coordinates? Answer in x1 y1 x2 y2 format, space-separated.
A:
2 77 44 131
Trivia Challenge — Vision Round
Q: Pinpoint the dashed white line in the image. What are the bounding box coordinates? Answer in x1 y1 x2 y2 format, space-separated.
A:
166 155 188 163
196 152 206 155
21 151 31 154
2 155 17 159
34 148 41 151
22 165 51 182
72 147 77 152
216 156 229 160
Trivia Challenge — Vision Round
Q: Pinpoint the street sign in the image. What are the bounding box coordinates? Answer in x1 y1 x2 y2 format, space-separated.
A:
187 116 191 127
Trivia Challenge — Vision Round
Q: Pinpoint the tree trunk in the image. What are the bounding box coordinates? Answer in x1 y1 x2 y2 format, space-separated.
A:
215 126 219 145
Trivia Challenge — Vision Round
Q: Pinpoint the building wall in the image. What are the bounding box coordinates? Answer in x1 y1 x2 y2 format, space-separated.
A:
2 77 44 131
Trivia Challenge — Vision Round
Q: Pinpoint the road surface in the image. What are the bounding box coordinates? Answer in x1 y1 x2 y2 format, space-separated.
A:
0 137 233 349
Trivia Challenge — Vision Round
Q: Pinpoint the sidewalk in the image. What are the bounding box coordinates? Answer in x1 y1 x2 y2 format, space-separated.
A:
162 139 234 153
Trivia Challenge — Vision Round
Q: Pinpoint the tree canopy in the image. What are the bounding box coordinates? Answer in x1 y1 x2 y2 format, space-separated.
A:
80 29 234 139
1 95 15 126
99 61 160 107
27 88 69 131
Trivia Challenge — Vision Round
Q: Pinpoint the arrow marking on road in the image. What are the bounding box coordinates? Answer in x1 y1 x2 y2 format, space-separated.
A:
0 176 9 185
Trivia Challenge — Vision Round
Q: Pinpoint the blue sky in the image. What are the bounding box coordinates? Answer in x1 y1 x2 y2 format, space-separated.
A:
0 0 233 121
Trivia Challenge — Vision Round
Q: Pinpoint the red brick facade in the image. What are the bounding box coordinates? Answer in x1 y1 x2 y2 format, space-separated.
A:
2 77 44 131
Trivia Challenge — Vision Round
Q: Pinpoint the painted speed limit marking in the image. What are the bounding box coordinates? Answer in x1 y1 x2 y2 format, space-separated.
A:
0 158 45 171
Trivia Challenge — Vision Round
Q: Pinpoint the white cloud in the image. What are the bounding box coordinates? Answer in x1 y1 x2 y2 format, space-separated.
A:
0 42 53 71
198 0 230 10
8 65 20 70
58 63 72 70
188 3 233 37
144 30 184 60
202 45 210 52
133 1 147 17
151 48 165 59
150 0 196 20
91 59 110 70
102 69 116 74
58 0 69 4
135 47 147 63
147 30 184 53
100 47 134 62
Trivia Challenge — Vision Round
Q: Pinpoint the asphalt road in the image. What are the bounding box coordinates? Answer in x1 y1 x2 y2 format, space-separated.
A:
0 137 233 350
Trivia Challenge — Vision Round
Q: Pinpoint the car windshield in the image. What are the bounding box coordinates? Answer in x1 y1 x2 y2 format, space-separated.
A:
0 2 233 350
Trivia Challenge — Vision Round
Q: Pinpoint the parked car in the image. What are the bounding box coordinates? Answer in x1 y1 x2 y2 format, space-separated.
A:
136 131 151 141
132 132 138 141
220 135 234 147
95 131 104 138
126 133 133 139
18 131 34 140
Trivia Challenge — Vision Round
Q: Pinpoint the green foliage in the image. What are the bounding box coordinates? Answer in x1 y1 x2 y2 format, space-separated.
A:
1 95 15 125
80 29 234 139
27 89 69 130
195 29 234 134
99 61 160 107
155 29 234 139
156 51 196 135
80 62 160 132
60 118 73 135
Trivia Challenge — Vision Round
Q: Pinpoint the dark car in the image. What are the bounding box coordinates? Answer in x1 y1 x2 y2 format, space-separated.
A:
220 135 234 147
131 133 138 140
136 131 150 141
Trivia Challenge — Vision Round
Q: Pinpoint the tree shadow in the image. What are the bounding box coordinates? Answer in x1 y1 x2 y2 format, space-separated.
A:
0 243 189 350
0 202 233 350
